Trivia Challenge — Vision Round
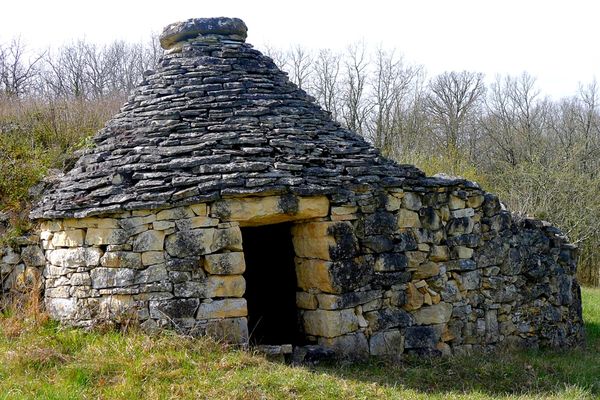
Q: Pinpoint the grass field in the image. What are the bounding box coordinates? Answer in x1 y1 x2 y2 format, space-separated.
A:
0 287 598 400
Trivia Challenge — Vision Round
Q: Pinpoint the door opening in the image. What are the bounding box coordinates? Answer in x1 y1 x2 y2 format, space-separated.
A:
241 223 302 345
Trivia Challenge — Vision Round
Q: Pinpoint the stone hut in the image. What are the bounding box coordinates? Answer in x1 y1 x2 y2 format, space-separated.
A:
28 17 584 357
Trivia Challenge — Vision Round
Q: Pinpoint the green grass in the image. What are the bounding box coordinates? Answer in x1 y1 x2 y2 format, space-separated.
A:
0 287 599 400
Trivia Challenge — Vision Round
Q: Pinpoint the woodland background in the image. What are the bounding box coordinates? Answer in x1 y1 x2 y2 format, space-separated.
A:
0 37 598 285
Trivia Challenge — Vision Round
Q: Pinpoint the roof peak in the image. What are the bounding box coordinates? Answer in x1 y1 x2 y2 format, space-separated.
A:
160 17 248 50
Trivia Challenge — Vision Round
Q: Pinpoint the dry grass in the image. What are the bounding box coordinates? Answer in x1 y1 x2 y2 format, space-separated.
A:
0 287 597 399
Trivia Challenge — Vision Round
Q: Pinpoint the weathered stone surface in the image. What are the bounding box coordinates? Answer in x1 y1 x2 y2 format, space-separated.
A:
100 251 142 269
316 290 381 310
176 216 219 231
165 229 215 257
205 275 245 297
150 298 200 319
21 245 45 267
135 264 168 285
196 299 247 319
303 309 358 338
319 332 369 359
85 228 128 245
291 222 338 260
45 297 77 320
156 207 194 221
204 252 245 274
213 196 328 226
404 326 440 348
52 230 85 247
141 251 165 266
398 209 421 228
204 317 248 344
295 256 372 294
48 248 103 267
160 17 248 49
296 292 318 309
369 330 404 356
365 307 414 330
374 253 408 272
133 230 165 252
413 302 453 325
90 267 135 288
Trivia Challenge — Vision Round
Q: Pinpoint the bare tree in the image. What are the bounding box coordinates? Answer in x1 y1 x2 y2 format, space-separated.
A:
426 70 485 153
311 49 341 119
0 37 44 98
341 41 370 136
288 45 312 90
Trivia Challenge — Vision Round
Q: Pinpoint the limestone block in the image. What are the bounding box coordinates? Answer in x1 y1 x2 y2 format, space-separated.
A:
2 248 20 265
296 292 318 310
90 267 135 289
452 208 475 219
118 214 156 229
40 220 63 232
150 298 200 319
385 195 401 211
190 203 208 216
404 282 424 311
21 245 45 267
291 222 338 260
319 332 369 359
212 195 329 226
204 252 245 274
467 195 485 209
48 248 103 267
52 230 85 247
413 261 440 280
420 207 441 230
174 281 205 297
369 330 404 356
205 275 245 297
316 290 382 310
446 217 474 236
70 272 91 286
430 246 450 262
45 297 77 320
303 309 358 338
133 230 165 252
406 251 428 269
449 195 466 210
175 216 219 231
296 258 327 291
142 251 165 266
331 205 358 215
135 264 168 285
403 192 422 211
165 228 216 257
100 252 142 269
454 246 474 259
204 317 248 344
152 220 175 231
156 207 195 221
97 295 136 317
196 299 247 319
64 218 120 229
212 227 243 252
374 253 408 272
404 326 440 349
294 257 372 294
412 302 452 325
365 307 414 330
85 228 128 245
397 209 421 228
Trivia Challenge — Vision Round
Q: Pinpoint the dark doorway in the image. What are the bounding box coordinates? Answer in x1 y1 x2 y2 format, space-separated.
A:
241 223 302 345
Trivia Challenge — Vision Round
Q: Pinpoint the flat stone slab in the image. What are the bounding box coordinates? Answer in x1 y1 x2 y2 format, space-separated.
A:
160 17 248 49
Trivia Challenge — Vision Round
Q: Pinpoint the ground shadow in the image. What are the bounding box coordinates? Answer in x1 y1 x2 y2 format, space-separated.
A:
299 326 600 398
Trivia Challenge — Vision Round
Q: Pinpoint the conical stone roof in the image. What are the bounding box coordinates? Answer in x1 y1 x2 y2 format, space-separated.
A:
31 17 426 220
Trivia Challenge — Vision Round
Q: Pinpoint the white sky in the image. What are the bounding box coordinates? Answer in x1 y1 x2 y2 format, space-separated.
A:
1 0 598 99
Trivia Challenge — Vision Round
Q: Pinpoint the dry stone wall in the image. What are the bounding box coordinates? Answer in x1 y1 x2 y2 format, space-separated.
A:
1 236 45 307
30 180 584 358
